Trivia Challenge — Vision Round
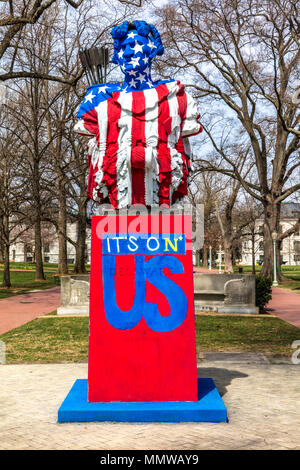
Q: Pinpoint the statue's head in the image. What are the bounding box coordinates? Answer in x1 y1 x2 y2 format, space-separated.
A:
110 20 164 75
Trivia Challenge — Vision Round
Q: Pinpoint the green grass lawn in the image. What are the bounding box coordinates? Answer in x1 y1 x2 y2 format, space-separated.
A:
0 315 298 364
0 262 91 299
0 270 57 299
1 262 90 271
277 272 300 293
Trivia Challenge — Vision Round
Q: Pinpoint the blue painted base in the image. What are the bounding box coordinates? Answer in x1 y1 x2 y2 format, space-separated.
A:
58 379 227 423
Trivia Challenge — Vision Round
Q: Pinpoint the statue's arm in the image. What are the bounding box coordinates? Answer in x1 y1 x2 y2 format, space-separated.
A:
74 89 99 137
181 92 203 138
74 118 95 137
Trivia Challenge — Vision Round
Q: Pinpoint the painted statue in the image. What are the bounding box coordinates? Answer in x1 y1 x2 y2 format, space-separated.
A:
75 20 203 209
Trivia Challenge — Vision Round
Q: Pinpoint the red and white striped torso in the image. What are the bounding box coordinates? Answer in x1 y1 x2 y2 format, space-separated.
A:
75 80 202 208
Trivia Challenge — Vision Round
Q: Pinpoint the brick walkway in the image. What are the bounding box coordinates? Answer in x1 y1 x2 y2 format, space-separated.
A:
193 267 219 274
0 359 299 450
267 287 300 328
0 288 61 335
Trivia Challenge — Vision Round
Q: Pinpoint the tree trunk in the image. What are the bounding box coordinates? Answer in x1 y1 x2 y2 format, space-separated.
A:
57 187 68 275
74 225 86 274
1 210 11 287
2 242 11 288
260 201 283 280
32 138 45 281
223 234 234 273
74 200 87 274
251 232 256 275
232 248 237 266
34 217 45 280
223 211 234 273
202 246 208 267
215 195 236 274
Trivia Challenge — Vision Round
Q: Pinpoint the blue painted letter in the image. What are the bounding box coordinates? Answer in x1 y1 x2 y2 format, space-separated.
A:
102 256 146 330
144 255 187 332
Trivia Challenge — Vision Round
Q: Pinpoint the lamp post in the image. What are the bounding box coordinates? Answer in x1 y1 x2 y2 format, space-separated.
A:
218 244 222 274
271 231 278 287
209 245 212 271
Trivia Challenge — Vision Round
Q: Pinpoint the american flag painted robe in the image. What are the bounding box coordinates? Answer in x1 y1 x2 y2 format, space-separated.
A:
75 80 202 208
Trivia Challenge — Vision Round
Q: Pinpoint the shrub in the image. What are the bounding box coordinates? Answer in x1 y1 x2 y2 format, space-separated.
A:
255 275 272 312
53 275 61 285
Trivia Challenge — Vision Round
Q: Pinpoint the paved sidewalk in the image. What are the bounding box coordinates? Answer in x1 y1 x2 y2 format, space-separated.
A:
267 287 300 328
0 288 60 335
0 359 299 450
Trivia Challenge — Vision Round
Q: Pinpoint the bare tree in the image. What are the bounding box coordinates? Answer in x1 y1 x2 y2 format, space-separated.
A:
6 17 58 280
0 0 144 82
156 0 300 280
40 1 134 273
0 105 28 286
239 195 264 274
188 172 223 267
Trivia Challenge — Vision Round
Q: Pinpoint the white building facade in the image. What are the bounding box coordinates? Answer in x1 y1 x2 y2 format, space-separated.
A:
241 203 300 266
9 223 92 264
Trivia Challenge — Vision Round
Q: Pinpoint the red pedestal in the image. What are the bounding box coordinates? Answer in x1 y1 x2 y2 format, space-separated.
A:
88 214 198 403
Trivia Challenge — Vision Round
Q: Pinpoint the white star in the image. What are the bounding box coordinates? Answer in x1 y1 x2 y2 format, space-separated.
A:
132 41 144 55
128 69 137 76
118 49 124 59
84 91 96 103
147 39 156 51
97 85 107 94
144 66 150 76
127 31 136 39
129 78 137 88
137 73 146 83
129 56 140 68
146 80 153 88
142 56 149 64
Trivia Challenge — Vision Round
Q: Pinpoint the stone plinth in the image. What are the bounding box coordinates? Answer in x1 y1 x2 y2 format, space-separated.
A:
57 275 90 315
194 273 257 314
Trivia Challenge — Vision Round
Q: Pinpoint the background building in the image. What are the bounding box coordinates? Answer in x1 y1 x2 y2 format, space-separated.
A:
241 203 300 266
9 223 92 265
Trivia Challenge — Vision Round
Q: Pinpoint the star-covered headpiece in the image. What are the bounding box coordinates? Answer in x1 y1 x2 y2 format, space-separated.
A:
110 20 164 64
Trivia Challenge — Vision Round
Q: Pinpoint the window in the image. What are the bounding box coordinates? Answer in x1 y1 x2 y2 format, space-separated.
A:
44 243 50 253
294 241 300 253
259 241 264 251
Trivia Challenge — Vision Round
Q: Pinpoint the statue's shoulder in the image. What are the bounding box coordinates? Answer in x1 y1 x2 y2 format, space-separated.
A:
151 79 188 97
153 78 176 87
77 83 121 119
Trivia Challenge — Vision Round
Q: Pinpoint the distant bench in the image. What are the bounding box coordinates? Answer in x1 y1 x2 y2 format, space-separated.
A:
194 273 258 314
